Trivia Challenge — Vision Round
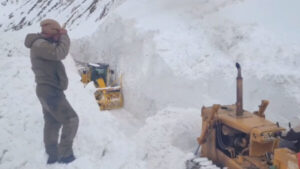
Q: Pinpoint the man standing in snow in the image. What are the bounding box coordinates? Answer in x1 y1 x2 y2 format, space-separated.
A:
24 19 79 164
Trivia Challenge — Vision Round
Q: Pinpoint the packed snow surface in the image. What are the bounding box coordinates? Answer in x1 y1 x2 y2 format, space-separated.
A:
1 0 300 169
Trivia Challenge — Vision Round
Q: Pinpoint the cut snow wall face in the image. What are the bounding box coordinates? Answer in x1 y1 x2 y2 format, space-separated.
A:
71 1 300 126
71 16 172 119
70 16 231 119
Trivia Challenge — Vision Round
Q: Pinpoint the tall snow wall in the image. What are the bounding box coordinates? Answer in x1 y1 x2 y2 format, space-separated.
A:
71 0 300 126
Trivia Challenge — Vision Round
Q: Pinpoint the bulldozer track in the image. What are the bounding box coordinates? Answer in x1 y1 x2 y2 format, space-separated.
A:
186 157 223 169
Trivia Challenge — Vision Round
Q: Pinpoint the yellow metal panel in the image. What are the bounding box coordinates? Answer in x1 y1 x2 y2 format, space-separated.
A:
249 139 277 157
274 148 298 169
81 73 90 84
217 105 285 134
96 78 106 88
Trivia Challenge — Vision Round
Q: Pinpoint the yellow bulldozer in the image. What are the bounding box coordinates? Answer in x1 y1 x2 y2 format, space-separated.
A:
187 63 300 169
80 63 123 110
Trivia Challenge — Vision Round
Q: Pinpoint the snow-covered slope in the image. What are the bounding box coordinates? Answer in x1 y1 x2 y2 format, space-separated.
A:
1 0 300 169
0 0 121 33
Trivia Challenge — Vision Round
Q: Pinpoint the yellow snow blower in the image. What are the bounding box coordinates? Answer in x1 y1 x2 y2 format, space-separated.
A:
80 63 123 110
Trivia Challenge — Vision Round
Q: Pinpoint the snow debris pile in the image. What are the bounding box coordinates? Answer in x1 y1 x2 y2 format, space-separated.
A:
133 107 202 169
1 0 300 169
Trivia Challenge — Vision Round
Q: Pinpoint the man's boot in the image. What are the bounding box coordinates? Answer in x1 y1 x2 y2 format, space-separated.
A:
47 155 58 164
59 154 76 164
46 144 58 164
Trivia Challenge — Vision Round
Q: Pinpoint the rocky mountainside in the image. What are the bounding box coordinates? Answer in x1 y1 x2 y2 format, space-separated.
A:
0 0 121 32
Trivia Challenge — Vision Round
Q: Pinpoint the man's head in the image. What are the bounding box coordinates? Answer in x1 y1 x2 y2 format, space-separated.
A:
40 19 61 39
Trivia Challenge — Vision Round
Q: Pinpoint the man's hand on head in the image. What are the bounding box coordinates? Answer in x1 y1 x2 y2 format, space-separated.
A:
59 28 67 35
40 28 67 42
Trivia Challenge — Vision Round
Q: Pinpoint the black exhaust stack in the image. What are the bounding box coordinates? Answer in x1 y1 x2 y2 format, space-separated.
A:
236 63 243 116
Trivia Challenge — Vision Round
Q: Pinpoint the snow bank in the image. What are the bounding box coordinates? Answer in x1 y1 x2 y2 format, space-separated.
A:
71 0 300 127
133 107 202 169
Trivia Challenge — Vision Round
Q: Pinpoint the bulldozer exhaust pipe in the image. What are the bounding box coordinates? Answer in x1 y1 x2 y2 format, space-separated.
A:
236 63 243 116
